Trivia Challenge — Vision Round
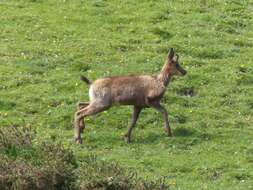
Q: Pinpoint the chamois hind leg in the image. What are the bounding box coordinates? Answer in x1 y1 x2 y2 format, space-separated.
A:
123 106 142 143
74 101 109 144
76 102 89 133
147 100 172 137
77 102 89 110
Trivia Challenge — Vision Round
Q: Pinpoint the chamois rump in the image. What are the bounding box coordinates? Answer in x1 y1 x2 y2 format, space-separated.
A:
74 48 187 144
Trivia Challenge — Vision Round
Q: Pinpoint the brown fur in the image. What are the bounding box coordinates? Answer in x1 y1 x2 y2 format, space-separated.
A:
74 48 187 143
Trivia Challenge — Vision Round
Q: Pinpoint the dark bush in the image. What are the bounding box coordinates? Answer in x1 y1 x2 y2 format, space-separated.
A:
0 126 76 190
77 156 167 190
0 126 167 190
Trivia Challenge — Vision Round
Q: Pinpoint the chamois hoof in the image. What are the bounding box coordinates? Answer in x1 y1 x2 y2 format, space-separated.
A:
75 137 83 144
166 132 173 137
122 134 131 143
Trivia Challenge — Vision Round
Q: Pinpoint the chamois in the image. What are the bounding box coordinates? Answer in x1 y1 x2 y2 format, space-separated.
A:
74 48 187 143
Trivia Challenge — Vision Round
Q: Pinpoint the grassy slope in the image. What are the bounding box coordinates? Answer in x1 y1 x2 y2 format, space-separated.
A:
1 0 253 189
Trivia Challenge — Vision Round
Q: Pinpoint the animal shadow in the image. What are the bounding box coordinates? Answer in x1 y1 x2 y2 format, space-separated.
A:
134 127 199 144
173 127 195 137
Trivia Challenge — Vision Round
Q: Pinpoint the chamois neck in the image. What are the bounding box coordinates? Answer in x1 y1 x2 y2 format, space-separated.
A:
157 66 172 86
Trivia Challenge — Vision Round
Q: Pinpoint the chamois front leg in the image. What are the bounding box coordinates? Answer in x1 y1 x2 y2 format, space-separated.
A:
147 100 172 137
123 106 142 143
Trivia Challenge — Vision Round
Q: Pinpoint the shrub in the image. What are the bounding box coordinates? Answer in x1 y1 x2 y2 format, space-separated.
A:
0 126 167 190
0 126 76 190
77 156 167 190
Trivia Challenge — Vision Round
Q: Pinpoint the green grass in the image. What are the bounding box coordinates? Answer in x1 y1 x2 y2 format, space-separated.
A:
1 0 253 189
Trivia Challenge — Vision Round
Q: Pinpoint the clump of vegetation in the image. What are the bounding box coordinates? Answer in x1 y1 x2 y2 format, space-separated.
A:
77 156 167 190
0 126 167 190
0 126 76 190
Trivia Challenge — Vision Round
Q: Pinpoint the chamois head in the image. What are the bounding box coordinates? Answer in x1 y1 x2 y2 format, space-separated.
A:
165 48 187 76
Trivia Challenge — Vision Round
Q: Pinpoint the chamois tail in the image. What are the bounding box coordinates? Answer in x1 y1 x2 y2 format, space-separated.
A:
80 75 92 85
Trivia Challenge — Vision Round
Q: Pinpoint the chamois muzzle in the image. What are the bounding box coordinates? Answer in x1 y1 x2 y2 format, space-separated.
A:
181 69 187 76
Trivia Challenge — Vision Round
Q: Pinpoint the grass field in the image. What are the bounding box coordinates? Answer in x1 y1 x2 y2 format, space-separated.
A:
1 0 253 189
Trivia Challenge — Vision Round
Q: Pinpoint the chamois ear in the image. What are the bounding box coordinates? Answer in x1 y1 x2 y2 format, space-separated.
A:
175 54 179 62
168 48 174 60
